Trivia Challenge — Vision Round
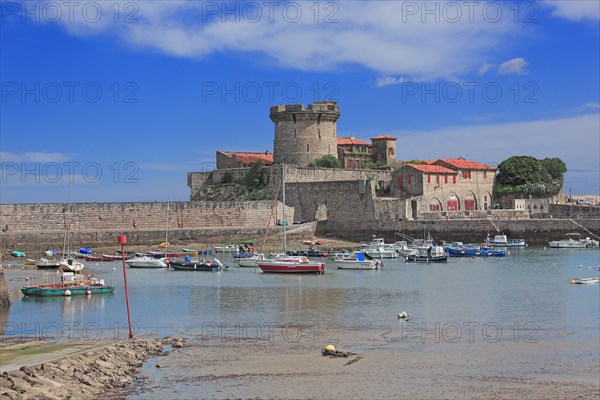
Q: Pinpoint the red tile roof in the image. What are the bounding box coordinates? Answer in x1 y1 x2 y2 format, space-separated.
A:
406 164 456 174
235 153 274 165
436 159 496 170
370 135 397 140
337 137 371 146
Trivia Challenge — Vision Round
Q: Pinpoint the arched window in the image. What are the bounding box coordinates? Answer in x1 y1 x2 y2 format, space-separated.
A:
388 148 394 156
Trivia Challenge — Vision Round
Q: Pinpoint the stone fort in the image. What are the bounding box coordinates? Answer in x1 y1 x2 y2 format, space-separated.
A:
3 102 599 250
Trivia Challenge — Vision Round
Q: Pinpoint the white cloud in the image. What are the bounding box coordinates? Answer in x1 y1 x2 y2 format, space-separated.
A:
498 58 528 75
375 76 408 88
48 1 521 80
0 151 69 163
583 102 600 109
544 0 600 21
477 63 494 76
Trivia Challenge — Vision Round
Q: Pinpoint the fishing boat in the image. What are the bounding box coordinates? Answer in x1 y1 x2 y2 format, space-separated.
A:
570 277 599 284
445 243 507 257
333 251 381 270
84 255 115 262
258 163 325 274
45 250 58 257
485 234 526 247
549 233 599 248
405 235 448 263
21 272 114 297
125 256 167 269
361 238 399 259
286 246 328 258
59 257 85 272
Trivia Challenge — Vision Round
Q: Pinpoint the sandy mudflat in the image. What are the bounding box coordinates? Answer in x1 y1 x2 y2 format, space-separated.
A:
114 328 600 400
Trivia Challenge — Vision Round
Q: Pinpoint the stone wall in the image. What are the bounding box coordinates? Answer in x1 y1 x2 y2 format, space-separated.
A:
0 201 293 249
549 204 600 219
0 267 10 308
316 217 600 245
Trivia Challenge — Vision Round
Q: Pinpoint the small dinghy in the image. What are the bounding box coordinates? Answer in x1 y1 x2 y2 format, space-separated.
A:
571 277 599 284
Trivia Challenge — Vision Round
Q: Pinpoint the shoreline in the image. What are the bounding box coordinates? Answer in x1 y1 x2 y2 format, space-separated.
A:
0 336 184 400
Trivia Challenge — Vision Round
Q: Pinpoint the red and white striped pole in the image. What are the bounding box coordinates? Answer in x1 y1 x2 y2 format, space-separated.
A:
118 235 133 339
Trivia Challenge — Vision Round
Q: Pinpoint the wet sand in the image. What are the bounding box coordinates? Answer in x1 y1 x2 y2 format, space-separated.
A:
118 328 600 399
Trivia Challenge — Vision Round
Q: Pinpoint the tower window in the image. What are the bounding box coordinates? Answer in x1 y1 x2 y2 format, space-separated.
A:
318 128 321 139
307 144 310 152
294 129 297 138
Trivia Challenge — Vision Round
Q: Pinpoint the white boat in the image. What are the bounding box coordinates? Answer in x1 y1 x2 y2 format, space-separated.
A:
59 257 85 272
333 251 381 270
404 235 448 263
214 245 239 254
549 233 599 248
363 245 398 259
486 234 526 247
125 256 167 269
571 277 599 284
237 253 267 267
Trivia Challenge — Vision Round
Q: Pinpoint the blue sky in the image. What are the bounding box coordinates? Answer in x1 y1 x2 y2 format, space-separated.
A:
1 0 598 203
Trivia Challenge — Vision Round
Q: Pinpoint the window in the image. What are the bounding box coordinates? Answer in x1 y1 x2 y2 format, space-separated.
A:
318 129 321 139
307 144 309 152
388 148 394 156
398 176 403 189
462 170 467 179
407 174 412 185
427 175 431 184
468 170 472 179
484 171 487 179
453 175 456 184
444 175 448 184
436 175 440 184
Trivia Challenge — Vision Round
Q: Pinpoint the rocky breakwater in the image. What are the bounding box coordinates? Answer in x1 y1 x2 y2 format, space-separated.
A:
0 336 186 400
0 266 11 308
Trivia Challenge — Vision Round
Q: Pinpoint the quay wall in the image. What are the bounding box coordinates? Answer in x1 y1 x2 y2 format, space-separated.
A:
1 199 599 249
317 218 600 245
0 201 293 250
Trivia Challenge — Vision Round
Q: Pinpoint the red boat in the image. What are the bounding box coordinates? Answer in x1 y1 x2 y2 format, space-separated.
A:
84 256 115 262
258 256 325 274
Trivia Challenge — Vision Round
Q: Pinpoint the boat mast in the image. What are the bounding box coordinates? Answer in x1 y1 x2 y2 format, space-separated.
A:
165 201 169 258
282 162 287 253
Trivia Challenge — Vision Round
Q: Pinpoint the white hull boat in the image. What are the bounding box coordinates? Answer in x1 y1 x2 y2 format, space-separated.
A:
59 258 85 272
125 256 167 268
571 277 599 284
333 252 381 270
237 253 266 267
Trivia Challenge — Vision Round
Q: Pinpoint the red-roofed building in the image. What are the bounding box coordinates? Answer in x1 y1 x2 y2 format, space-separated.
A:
391 159 496 216
336 137 371 169
216 151 273 169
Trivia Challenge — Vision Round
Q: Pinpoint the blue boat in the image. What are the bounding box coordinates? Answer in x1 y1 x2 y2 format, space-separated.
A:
446 242 506 257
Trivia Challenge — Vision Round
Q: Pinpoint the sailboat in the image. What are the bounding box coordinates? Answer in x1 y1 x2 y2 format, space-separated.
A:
258 163 325 274
59 185 85 273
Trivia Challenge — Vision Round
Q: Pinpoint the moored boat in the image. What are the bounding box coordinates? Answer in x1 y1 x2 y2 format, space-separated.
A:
570 277 599 284
445 243 506 257
333 251 381 270
35 259 61 269
84 255 115 262
21 272 114 297
486 234 526 247
11 250 25 257
59 257 85 272
258 256 325 273
125 256 167 268
169 258 223 271
237 253 267 267
405 235 448 263
549 233 599 248
214 245 239 254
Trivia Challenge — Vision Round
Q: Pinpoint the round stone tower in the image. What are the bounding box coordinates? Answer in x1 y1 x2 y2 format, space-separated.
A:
270 101 340 166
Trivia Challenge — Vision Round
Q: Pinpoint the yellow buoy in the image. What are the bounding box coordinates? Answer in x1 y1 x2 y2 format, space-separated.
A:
324 344 336 352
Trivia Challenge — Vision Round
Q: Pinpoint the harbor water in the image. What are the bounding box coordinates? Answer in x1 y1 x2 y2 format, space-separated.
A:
1 247 599 396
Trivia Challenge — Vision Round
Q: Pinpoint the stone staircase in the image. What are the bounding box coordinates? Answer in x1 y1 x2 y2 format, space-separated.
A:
569 219 600 240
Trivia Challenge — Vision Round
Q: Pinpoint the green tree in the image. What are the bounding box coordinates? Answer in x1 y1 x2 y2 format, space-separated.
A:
221 171 233 184
495 156 566 196
308 155 340 168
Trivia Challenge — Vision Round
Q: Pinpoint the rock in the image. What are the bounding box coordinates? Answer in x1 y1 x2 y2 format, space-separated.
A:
155 362 163 368
8 375 32 394
19 367 36 378
0 387 22 400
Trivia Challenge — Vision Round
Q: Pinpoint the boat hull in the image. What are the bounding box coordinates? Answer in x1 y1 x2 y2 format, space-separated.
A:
258 262 325 273
405 254 448 263
170 262 220 271
334 260 380 270
571 277 599 284
21 285 114 297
